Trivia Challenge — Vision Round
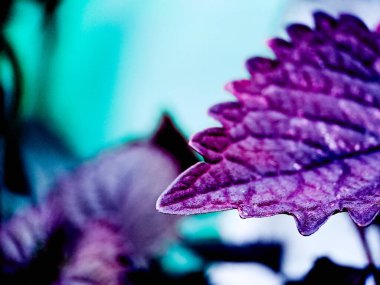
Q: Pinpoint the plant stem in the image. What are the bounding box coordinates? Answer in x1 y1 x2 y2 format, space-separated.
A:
355 224 375 266
354 223 378 285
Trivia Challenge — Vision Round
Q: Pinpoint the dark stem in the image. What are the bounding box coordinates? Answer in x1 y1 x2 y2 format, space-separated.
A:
1 34 23 132
354 223 379 284
356 224 375 266
1 35 34 199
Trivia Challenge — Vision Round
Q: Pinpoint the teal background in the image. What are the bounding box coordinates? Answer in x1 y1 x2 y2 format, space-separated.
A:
4 0 288 157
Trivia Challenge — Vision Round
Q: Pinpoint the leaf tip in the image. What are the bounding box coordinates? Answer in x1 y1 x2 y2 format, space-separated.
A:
293 212 332 236
313 10 337 31
348 206 380 227
155 187 174 214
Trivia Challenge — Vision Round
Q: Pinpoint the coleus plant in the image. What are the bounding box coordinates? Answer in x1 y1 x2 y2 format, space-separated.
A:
1 116 198 284
157 12 380 240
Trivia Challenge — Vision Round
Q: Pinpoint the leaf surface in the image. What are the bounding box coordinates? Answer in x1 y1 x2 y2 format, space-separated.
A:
57 116 195 257
56 221 128 285
157 12 380 235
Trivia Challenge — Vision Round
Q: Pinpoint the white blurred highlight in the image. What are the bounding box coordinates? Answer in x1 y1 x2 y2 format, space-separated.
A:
207 262 283 285
218 211 380 278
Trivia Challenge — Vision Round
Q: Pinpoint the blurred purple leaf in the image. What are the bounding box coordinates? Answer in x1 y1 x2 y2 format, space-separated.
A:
55 221 128 285
157 12 380 235
0 197 62 270
56 115 196 258
1 115 197 283
57 143 180 257
0 198 69 285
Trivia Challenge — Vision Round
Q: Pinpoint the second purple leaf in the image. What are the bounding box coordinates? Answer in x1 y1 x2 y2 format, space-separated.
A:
157 12 380 236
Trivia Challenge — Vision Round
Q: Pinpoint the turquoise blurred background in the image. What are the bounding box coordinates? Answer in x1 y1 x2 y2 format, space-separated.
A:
4 0 288 157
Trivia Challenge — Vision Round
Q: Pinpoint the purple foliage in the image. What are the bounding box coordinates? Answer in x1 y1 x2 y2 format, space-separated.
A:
55 221 128 285
0 197 62 269
57 142 181 258
1 116 197 283
53 115 195 259
157 12 380 235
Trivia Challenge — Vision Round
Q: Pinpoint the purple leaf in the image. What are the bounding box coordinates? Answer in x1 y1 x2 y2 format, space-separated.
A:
60 144 179 259
56 115 195 258
0 196 62 269
157 12 380 235
1 116 196 277
55 221 128 285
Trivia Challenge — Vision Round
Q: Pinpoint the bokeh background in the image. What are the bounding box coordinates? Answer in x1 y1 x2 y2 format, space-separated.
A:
2 0 380 284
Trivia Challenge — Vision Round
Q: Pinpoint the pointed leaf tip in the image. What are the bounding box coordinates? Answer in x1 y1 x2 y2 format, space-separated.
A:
157 12 380 235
